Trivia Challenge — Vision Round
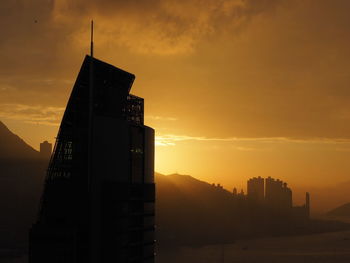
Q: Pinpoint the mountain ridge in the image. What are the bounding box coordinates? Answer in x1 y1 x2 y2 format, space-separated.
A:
0 121 40 159
327 203 350 217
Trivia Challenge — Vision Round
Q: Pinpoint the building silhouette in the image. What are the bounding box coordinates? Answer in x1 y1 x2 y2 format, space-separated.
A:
292 192 311 221
246 176 293 210
29 55 155 262
306 192 310 217
247 176 264 203
232 187 237 196
39 141 52 159
234 177 310 221
265 177 292 210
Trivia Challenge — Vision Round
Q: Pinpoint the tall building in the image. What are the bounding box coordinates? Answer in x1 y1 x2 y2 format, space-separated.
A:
39 141 52 159
29 55 155 263
247 176 264 203
265 177 292 210
305 192 310 218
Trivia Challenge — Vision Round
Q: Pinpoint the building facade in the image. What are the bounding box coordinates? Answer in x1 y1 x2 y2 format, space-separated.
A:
29 56 155 263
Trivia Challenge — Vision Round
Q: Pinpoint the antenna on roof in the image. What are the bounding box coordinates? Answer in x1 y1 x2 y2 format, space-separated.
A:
90 20 94 58
88 19 97 258
88 19 94 191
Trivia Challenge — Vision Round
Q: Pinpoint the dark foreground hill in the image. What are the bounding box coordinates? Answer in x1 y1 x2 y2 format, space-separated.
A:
328 203 350 217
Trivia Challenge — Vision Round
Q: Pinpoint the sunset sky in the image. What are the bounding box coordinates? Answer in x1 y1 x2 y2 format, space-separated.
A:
1 0 350 198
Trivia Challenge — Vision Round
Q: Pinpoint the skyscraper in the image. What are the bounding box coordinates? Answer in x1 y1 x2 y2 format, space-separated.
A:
29 55 155 263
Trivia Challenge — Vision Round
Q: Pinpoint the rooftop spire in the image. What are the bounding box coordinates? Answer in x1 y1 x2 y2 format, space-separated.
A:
90 20 94 58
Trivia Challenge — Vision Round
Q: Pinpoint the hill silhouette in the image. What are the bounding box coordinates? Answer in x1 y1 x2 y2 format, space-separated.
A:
327 203 350 217
0 121 40 159
155 172 298 246
0 121 47 248
155 173 350 247
156 173 243 245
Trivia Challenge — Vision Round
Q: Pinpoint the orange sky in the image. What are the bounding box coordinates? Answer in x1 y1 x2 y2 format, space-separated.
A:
1 0 350 208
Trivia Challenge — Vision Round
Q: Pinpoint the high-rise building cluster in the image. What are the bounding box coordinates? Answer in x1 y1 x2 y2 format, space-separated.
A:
247 176 293 209
229 176 310 220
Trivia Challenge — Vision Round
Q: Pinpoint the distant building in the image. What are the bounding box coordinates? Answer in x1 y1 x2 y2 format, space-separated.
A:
247 176 264 203
243 176 310 221
306 192 310 217
39 141 52 159
293 192 311 221
265 177 292 209
232 187 237 196
292 192 310 222
233 188 246 201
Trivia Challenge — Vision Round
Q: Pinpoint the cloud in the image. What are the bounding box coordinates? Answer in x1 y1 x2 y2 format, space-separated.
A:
145 115 177 121
3 0 350 142
155 133 350 147
0 0 283 105
235 146 264 152
51 0 282 55
0 103 64 126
